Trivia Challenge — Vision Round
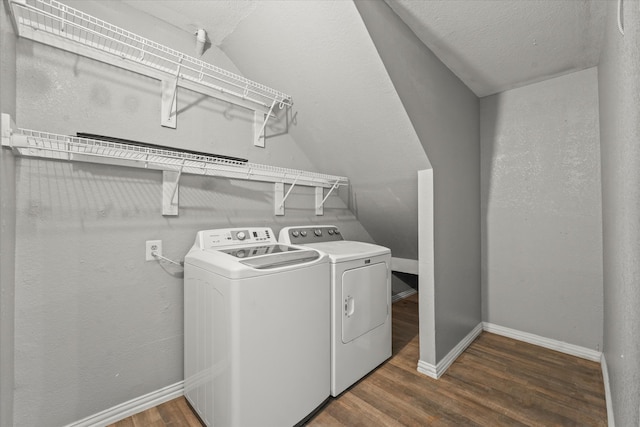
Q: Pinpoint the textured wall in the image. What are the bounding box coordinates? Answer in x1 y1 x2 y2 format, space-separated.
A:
12 2 370 425
0 1 17 426
481 68 603 350
354 0 481 364
598 0 640 425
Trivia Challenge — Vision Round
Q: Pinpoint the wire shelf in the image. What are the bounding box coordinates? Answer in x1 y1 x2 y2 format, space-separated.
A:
9 0 292 112
7 126 348 189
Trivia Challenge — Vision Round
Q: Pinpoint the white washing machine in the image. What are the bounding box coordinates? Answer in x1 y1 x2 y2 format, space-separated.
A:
279 225 391 396
184 227 330 427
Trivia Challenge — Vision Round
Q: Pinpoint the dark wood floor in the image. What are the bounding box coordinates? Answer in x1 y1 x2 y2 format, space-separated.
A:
109 294 607 426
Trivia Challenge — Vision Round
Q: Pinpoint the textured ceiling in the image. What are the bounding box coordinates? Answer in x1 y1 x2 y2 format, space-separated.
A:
384 0 607 96
122 0 607 97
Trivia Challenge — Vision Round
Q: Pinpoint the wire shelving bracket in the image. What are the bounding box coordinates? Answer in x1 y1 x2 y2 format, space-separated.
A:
8 0 293 142
315 179 342 215
1 113 349 216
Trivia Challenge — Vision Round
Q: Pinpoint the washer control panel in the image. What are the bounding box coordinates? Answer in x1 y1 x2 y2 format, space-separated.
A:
279 225 343 244
195 227 276 249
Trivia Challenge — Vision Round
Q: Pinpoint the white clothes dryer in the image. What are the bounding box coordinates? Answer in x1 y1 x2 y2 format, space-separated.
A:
184 227 330 427
279 225 391 396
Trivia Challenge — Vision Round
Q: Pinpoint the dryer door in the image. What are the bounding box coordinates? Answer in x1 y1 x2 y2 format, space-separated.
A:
342 262 388 343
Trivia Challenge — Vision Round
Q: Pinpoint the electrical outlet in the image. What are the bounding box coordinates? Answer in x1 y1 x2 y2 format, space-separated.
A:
146 240 162 261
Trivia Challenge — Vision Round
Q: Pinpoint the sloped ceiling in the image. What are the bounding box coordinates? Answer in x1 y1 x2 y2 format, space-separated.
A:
122 0 607 98
217 1 432 259
384 0 607 96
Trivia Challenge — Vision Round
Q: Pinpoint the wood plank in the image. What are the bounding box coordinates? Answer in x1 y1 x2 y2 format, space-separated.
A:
318 392 405 427
130 407 164 427
156 397 204 426
106 418 134 427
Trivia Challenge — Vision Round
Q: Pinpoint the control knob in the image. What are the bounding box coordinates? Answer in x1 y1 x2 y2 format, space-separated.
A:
314 229 322 237
300 230 307 237
236 231 246 240
291 230 300 238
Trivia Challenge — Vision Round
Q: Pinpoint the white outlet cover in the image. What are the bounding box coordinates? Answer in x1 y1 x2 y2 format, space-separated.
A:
146 240 162 261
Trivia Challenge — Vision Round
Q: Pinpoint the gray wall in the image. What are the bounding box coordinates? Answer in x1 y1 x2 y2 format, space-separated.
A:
481 68 603 350
598 0 640 425
0 1 17 426
9 2 369 425
354 0 481 363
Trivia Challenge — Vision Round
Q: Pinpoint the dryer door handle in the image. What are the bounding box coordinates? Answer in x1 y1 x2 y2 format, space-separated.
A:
345 295 355 317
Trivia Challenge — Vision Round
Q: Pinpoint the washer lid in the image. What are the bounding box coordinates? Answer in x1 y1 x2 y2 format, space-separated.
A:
239 249 321 269
220 244 304 259
185 244 327 278
304 241 390 263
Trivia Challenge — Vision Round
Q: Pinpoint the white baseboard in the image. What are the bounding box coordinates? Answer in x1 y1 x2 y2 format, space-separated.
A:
64 381 184 427
391 257 418 275
600 353 615 427
417 322 483 379
416 359 437 379
482 322 602 362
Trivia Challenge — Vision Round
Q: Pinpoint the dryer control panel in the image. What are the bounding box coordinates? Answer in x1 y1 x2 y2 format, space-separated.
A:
279 225 344 244
195 227 276 249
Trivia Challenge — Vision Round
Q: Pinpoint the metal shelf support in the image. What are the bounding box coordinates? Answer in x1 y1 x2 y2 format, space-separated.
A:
316 179 341 215
274 183 285 216
162 171 180 215
274 173 301 216
1 114 15 148
161 57 183 128
161 79 178 129
315 187 324 216
162 159 185 215
254 100 277 147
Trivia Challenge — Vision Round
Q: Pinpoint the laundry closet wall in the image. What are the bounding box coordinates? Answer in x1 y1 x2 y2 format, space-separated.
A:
10 2 370 426
1 2 18 426
481 68 603 350
598 0 640 424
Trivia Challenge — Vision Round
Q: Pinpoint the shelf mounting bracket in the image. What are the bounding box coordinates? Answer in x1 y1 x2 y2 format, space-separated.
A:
254 99 278 147
162 160 185 216
316 179 341 215
274 173 301 216
161 56 183 129
1 113 15 148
